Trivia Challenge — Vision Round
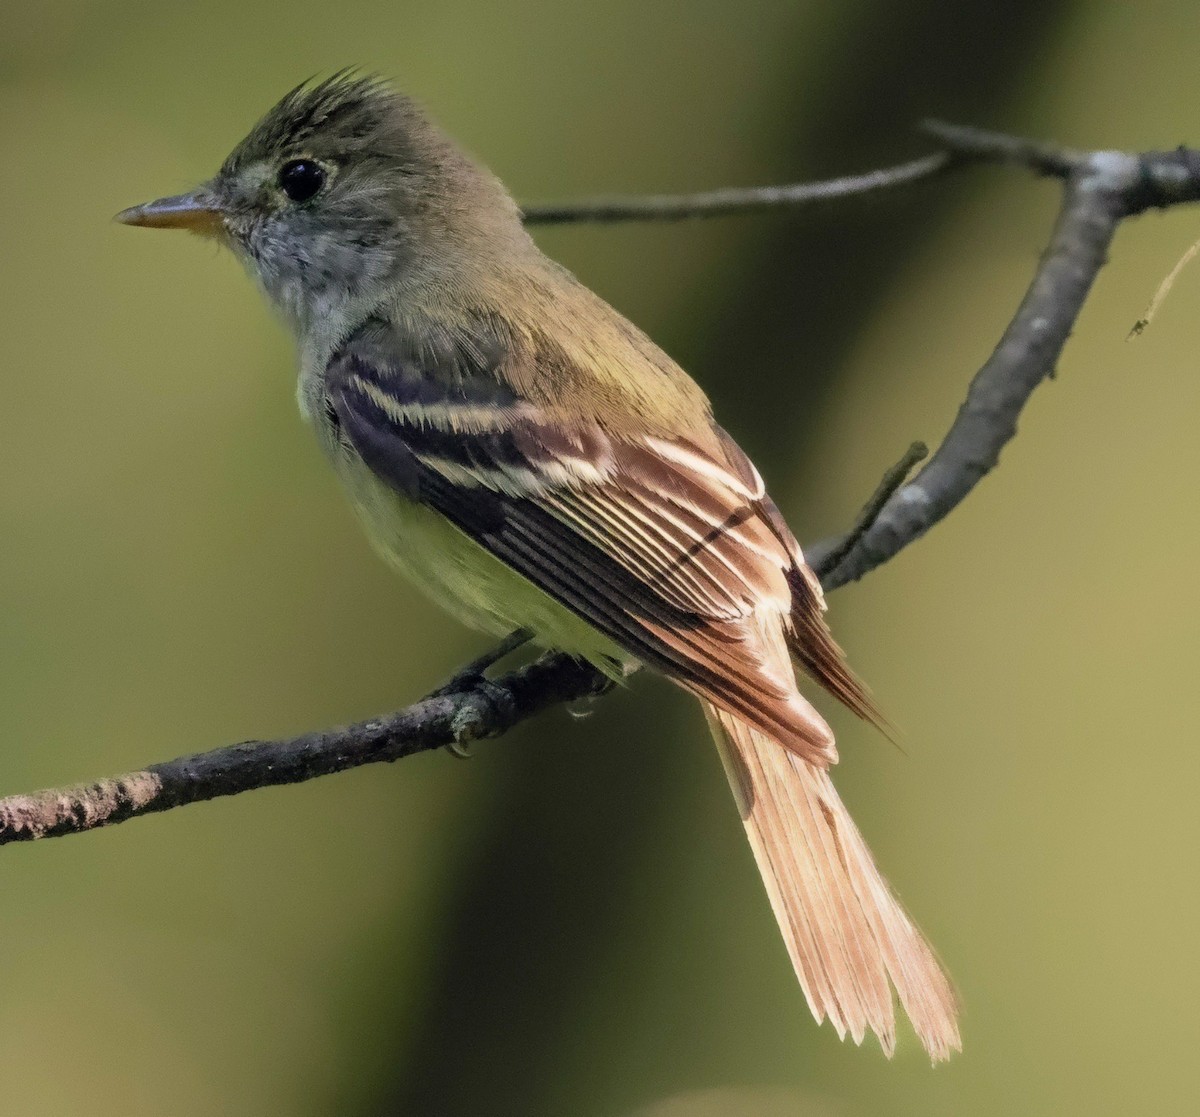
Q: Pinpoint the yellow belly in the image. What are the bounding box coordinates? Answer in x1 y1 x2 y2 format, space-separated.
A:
342 459 628 674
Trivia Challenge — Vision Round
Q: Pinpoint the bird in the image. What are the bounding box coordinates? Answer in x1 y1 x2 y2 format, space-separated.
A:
117 72 960 1060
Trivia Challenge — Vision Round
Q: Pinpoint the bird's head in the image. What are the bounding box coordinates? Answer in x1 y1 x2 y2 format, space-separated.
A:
118 72 522 332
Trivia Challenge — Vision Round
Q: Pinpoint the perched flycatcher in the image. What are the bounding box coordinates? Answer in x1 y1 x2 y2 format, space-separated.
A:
118 74 959 1060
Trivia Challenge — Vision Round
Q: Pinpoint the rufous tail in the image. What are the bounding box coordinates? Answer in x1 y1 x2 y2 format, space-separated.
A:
703 700 961 1061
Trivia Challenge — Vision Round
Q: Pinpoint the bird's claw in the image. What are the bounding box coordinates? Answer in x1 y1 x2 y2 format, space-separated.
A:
445 675 520 757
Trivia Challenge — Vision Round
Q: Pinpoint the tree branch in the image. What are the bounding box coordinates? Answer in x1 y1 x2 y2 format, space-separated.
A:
5 124 1200 848
0 654 611 843
818 127 1200 586
521 152 956 224
803 441 928 577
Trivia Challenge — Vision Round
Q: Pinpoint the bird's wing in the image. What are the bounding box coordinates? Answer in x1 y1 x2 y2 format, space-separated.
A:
325 319 836 763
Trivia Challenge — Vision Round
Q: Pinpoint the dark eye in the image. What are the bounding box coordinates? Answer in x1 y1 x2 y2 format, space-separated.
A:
278 159 326 203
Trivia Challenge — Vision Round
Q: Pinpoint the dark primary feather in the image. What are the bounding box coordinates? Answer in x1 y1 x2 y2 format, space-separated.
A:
325 317 877 763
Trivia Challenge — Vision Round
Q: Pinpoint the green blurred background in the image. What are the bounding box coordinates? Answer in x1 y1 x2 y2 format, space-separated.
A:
3 2 1200 1114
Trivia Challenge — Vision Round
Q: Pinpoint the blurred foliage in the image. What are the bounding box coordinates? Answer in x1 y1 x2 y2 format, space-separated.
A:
3 1 1200 1114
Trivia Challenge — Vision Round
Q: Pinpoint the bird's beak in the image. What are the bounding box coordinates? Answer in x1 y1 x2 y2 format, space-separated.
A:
114 189 225 235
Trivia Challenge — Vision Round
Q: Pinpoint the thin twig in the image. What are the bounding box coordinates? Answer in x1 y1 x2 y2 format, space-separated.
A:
1128 234 1200 337
430 627 532 697
522 152 955 225
918 119 1084 178
803 442 928 577
5 125 1200 847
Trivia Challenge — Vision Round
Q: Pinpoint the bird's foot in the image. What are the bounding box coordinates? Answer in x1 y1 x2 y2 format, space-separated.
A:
434 629 532 758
